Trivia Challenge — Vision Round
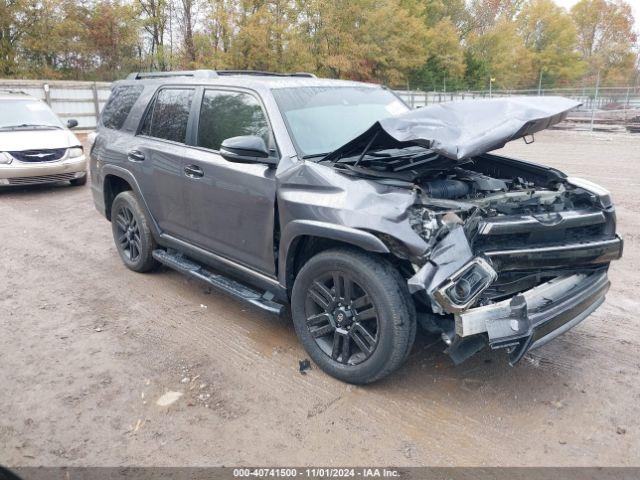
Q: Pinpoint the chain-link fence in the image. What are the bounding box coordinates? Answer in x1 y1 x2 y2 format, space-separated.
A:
1 78 639 133
395 86 640 133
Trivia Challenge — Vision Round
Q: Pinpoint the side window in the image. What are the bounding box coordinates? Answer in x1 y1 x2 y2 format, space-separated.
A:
139 88 194 143
197 90 270 151
101 85 144 130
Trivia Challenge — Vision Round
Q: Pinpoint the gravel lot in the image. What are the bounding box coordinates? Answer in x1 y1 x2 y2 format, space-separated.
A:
1 130 639 467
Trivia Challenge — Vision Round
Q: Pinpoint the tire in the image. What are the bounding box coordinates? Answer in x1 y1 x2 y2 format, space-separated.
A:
70 174 87 186
111 191 158 272
291 248 416 384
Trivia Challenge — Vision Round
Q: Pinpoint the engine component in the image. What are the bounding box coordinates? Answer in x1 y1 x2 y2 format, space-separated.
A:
423 179 470 199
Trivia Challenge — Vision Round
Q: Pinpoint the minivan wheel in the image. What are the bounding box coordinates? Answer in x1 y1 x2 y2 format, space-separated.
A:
69 175 87 186
291 248 416 384
111 191 158 272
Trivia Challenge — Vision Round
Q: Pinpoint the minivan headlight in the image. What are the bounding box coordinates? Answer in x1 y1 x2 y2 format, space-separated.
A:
67 147 83 158
0 152 12 164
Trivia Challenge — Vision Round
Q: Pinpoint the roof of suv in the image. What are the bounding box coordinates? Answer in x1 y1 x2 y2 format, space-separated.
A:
116 70 380 91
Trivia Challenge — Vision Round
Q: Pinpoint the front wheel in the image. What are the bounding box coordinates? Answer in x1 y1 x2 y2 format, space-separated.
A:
291 248 416 384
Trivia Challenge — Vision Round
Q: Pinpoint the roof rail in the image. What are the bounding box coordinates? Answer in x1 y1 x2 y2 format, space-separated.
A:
127 70 218 80
216 70 317 78
126 69 318 80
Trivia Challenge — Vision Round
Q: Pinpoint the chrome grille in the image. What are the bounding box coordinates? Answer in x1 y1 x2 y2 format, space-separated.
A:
7 172 76 185
9 148 67 163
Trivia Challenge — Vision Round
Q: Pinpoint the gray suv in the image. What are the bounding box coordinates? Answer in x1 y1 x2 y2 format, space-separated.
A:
90 70 622 384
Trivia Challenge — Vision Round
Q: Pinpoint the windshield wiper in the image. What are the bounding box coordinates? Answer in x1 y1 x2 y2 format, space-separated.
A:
302 152 330 160
0 123 61 131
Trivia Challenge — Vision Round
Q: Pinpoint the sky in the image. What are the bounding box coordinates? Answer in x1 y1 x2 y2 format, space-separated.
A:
554 0 640 34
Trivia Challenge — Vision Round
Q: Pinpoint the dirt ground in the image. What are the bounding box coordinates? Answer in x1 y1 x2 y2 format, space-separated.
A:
1 130 639 467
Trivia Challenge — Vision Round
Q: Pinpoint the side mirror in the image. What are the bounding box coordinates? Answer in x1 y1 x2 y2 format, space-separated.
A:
67 119 79 129
220 136 276 166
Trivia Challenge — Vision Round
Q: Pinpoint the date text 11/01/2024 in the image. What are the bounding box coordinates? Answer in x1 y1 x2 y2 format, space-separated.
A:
232 468 400 477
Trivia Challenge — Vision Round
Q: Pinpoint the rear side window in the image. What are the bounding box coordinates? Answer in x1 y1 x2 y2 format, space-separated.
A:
139 88 194 143
101 85 144 130
197 90 269 151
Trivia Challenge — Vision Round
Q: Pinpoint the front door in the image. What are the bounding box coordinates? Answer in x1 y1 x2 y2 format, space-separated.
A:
181 88 278 276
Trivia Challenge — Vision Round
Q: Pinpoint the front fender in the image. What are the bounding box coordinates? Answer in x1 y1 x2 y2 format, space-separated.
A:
278 219 390 285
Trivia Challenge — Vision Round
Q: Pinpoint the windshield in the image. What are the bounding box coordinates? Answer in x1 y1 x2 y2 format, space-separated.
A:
0 99 64 130
272 86 409 158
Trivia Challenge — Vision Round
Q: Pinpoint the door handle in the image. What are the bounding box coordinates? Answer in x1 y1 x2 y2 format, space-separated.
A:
184 164 204 178
127 150 145 162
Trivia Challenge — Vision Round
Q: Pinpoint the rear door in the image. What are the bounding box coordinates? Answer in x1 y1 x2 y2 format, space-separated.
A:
134 87 196 239
180 88 278 276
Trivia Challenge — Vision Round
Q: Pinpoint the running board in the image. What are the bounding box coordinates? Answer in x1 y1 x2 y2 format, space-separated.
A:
152 249 284 315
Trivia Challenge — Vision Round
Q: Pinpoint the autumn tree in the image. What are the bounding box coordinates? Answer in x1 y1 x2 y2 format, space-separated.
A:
83 1 140 79
0 0 36 76
0 0 637 89
137 0 169 70
465 19 530 89
297 0 427 84
571 0 638 84
517 0 585 87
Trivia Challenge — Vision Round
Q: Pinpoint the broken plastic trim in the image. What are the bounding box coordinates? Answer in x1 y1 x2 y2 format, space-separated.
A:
454 271 610 364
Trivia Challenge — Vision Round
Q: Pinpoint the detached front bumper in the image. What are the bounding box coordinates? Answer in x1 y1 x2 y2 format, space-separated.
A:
455 270 610 364
408 225 623 364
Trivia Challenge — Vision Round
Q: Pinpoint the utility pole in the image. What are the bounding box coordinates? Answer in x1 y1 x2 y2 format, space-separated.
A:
590 70 600 132
538 68 543 96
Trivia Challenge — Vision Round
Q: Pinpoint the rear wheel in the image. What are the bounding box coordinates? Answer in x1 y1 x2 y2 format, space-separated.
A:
111 191 158 272
291 248 416 384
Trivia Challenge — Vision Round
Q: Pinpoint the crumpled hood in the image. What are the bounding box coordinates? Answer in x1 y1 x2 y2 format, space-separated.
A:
0 129 81 152
324 96 580 162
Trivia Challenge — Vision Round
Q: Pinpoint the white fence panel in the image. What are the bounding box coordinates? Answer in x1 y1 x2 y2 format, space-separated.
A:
2 79 638 131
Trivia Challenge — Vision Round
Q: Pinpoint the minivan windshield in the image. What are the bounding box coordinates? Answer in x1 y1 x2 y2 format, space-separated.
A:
272 86 409 158
0 99 64 130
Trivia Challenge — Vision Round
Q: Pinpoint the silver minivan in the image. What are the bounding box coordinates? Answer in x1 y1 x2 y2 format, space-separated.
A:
0 90 87 187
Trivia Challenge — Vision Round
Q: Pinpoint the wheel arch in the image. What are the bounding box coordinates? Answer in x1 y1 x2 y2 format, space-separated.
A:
101 165 161 239
103 173 133 221
280 220 400 294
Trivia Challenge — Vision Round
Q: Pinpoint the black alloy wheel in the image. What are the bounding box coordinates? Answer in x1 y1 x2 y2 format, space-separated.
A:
305 271 379 365
115 205 142 263
110 190 158 273
291 248 416 384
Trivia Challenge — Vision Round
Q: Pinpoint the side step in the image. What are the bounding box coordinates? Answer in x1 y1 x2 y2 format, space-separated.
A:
152 249 284 316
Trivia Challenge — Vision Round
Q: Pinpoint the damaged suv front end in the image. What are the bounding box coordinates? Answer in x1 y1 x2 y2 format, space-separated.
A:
406 164 621 364
277 91 622 366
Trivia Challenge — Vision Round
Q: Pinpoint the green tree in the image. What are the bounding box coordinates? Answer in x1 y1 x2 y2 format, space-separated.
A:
465 18 530 89
517 0 585 87
0 0 34 76
571 0 638 85
410 18 466 91
297 0 427 85
85 0 140 80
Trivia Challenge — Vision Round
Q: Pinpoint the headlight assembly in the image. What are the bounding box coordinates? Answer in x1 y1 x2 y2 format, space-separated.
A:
0 152 12 164
433 257 497 312
67 147 83 158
